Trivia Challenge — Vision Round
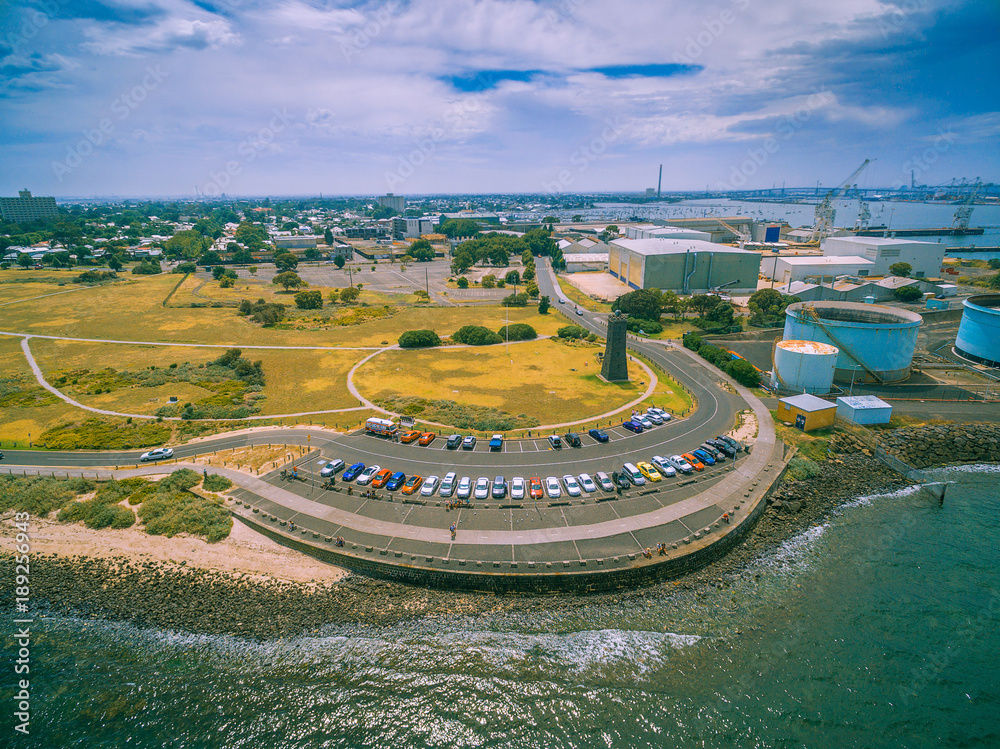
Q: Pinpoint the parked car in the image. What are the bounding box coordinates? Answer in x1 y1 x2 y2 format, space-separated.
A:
706 438 736 457
355 465 381 485
510 477 526 500
668 455 693 474
401 475 423 495
611 470 632 490
563 432 581 447
446 434 462 449
636 415 654 429
462 435 477 450
622 420 643 434
474 477 491 500
456 476 472 499
386 471 406 491
529 477 544 499
578 473 597 493
692 448 716 466
595 471 615 492
637 461 663 482
545 476 562 498
489 434 504 451
420 475 440 496
371 468 393 488
140 447 174 462
491 476 507 498
681 453 705 471
400 430 420 444
548 434 562 448
622 462 646 486
718 435 744 452
343 462 365 481
439 472 457 497
588 428 609 443
417 432 436 446
562 475 582 496
651 455 677 478
647 407 672 422
699 443 724 461
644 412 663 425
320 458 345 477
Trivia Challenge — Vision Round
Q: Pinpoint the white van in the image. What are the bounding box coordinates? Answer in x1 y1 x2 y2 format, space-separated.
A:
622 462 646 486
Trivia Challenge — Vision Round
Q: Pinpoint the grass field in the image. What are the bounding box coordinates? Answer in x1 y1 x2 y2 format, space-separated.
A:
354 338 648 429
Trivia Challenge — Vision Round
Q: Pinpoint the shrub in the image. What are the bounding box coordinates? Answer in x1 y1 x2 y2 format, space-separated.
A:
339 286 360 303
294 290 323 309
537 295 550 314
893 285 923 302
172 262 196 274
724 358 761 387
626 318 663 334
481 274 496 288
159 469 202 492
683 332 704 350
398 329 442 348
220 276 235 288
557 325 587 340
787 456 822 481
413 289 430 299
139 491 232 543
0 475 95 517
74 270 118 283
202 474 233 492
496 323 537 341
36 418 171 450
456 276 469 289
501 292 529 307
132 260 161 275
452 325 503 345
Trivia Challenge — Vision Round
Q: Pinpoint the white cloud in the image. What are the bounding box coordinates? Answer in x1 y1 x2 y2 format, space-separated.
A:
82 16 239 56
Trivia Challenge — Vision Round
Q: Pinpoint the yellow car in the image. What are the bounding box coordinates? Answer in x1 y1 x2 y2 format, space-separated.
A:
637 461 663 482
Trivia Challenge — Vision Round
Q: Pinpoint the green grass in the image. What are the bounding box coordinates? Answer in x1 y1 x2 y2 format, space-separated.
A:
36 418 172 450
555 276 614 313
202 473 233 492
139 489 232 543
0 475 96 516
57 481 137 529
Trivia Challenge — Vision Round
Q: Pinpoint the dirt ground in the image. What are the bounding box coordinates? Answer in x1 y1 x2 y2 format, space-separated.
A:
562 271 630 301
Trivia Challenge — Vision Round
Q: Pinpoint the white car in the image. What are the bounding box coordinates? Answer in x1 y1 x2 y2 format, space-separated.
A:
595 471 614 492
562 475 582 497
637 416 654 429
648 407 672 422
545 476 562 498
140 447 173 462
644 412 663 425
651 455 678 478
474 477 491 500
456 476 472 499
420 475 440 496
669 455 694 474
355 464 381 485
578 473 597 493
439 472 457 497
510 477 526 500
320 458 345 477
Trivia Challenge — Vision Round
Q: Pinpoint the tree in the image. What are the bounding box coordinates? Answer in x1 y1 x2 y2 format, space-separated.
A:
107 256 123 272
408 238 435 261
525 282 539 298
705 301 737 327
437 218 481 238
17 253 32 269
481 274 496 289
327 289 340 303
173 261 197 274
523 228 556 257
501 292 529 307
557 325 587 340
248 266 258 276
522 263 535 282
452 325 503 345
132 260 161 275
989 272 1000 289
212 265 227 280
726 359 760 388
334 255 346 269
542 215 559 225
164 230 209 259
497 323 537 341
274 252 298 272
294 290 323 309
371 205 397 220
688 294 722 316
537 295 550 314
612 288 662 321
505 269 520 285
220 276 235 288
398 329 441 348
987 258 1000 270
893 285 923 303
889 262 912 277
339 285 360 303
226 242 240 252
232 247 253 264
272 271 304 291
521 249 533 266
303 248 321 261
201 250 223 266
324 228 334 246
456 276 469 289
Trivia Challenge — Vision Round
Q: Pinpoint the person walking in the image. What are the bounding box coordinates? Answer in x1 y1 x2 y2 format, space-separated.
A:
450 523 456 540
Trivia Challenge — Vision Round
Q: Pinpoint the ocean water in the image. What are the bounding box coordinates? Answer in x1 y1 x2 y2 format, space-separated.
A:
4 465 998 748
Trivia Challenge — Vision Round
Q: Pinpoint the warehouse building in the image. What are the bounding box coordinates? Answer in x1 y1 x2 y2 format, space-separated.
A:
821 236 944 278
624 225 712 241
607 238 760 294
765 255 875 283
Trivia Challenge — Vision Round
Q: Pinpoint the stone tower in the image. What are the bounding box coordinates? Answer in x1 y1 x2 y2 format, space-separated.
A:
601 310 629 382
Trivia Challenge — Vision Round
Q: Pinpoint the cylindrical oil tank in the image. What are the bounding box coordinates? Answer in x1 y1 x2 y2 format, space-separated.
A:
783 301 922 383
771 340 839 393
956 294 1000 367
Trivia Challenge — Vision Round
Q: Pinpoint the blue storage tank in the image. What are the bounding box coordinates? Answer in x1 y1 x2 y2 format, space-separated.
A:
956 294 1000 368
783 301 922 383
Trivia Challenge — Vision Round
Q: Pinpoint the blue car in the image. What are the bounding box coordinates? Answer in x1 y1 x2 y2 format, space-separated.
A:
622 421 643 433
386 471 406 491
589 428 610 443
343 462 365 481
692 448 716 466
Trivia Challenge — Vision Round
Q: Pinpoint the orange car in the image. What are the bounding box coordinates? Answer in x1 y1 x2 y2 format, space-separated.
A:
681 453 705 471
417 432 435 446
529 477 544 499
401 475 423 495
371 468 393 488
400 430 421 444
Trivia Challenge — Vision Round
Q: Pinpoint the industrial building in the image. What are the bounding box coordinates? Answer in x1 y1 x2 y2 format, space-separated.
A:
624 225 712 241
274 236 317 250
563 253 609 272
770 340 839 394
376 193 406 212
821 236 945 279
1 189 58 223
772 275 921 303
392 216 436 239
783 301 923 383
607 238 761 294
836 395 893 425
955 294 1000 367
765 255 875 284
777 393 837 431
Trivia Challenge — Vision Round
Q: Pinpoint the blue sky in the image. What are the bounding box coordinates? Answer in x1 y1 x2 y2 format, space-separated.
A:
1 0 997 197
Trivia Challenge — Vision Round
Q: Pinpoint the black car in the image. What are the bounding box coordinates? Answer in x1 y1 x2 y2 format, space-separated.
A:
707 438 736 457
563 432 581 448
699 443 724 461
717 435 744 452
446 434 462 449
610 470 631 490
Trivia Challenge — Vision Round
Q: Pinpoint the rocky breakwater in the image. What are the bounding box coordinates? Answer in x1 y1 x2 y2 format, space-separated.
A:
830 422 1000 469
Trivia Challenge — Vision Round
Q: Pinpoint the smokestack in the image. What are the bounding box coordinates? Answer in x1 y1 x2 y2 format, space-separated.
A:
657 164 662 198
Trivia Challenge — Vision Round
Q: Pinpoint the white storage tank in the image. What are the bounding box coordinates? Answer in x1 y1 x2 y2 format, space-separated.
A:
771 339 839 394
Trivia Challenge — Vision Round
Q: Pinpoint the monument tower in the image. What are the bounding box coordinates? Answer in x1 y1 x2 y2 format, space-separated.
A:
601 310 629 382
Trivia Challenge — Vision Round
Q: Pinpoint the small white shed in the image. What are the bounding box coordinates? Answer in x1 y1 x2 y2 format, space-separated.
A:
835 395 892 425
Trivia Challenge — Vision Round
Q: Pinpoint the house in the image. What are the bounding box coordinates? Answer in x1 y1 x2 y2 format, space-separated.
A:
777 393 837 431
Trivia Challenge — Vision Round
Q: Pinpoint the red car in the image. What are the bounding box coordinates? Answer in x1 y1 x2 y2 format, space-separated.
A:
529 477 544 499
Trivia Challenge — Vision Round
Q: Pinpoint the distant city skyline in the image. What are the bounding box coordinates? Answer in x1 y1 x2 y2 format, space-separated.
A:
2 0 997 198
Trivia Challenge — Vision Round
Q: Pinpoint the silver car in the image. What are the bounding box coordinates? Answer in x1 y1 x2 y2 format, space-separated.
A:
595 471 614 492
545 476 562 498
456 476 472 499
510 477 526 500
439 472 457 497
474 477 491 500
651 455 677 478
320 458 345 477
562 475 582 497
355 464 381 485
578 473 597 493
420 475 440 496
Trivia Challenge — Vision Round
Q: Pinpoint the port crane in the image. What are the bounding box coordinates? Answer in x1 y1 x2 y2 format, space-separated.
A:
952 178 987 230
716 218 750 247
809 158 873 241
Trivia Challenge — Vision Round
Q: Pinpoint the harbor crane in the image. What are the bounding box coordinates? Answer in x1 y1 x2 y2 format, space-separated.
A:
952 178 987 230
716 218 750 247
809 158 873 241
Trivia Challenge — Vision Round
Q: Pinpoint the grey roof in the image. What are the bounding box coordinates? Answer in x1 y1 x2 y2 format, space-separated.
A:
780 393 836 411
835 395 892 410
610 238 755 256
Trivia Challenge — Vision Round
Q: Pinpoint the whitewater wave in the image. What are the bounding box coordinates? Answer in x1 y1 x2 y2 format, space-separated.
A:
837 482 924 510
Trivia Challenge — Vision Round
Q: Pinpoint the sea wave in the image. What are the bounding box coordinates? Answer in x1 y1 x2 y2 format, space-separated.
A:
837 483 924 510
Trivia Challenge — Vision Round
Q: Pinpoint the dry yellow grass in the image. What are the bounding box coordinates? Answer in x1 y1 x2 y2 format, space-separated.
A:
0 335 81 446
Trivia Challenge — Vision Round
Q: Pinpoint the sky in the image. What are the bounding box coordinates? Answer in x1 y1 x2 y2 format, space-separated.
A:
1 0 998 198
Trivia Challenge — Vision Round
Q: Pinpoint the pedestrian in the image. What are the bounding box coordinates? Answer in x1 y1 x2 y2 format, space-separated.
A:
450 523 456 540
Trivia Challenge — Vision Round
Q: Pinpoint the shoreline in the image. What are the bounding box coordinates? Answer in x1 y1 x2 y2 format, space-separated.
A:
0 453 930 640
